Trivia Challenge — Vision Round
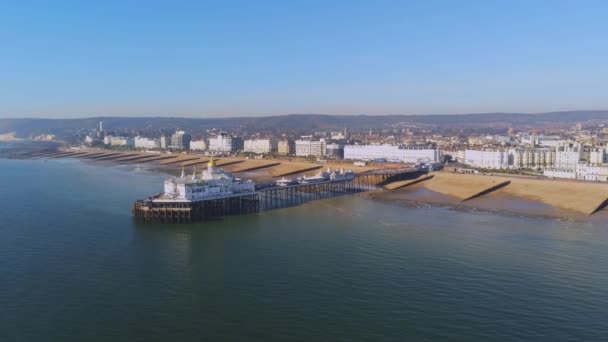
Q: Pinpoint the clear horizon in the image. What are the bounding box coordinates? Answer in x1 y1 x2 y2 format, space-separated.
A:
2 1 607 118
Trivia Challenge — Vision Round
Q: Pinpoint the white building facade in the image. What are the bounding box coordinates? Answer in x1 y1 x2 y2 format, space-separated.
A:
134 136 159 149
295 139 326 157
190 140 208 151
161 159 255 202
576 164 608 182
509 148 555 169
208 133 243 153
209 134 232 152
278 140 295 155
554 147 581 170
463 150 509 169
589 148 606 165
244 138 278 154
344 145 440 163
109 136 134 147
543 168 576 180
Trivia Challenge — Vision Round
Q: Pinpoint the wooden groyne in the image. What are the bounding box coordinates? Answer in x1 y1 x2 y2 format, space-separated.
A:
384 175 434 190
88 153 123 160
215 160 245 167
129 155 178 163
180 159 213 168
590 199 608 216
112 154 156 162
231 162 281 173
94 153 135 161
273 166 323 178
55 152 88 158
105 153 142 161
29 151 60 157
159 156 202 165
76 152 107 159
47 151 81 158
462 180 511 201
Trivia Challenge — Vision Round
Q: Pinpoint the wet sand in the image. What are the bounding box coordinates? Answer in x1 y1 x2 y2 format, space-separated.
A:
431 172 608 215
371 184 588 220
376 172 608 220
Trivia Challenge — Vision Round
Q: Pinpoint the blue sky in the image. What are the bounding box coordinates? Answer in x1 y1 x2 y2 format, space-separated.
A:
1 0 607 118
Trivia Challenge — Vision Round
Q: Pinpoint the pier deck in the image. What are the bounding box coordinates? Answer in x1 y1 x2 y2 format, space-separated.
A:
133 168 427 223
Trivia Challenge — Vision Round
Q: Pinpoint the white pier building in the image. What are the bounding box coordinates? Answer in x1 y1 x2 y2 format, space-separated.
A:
158 158 255 202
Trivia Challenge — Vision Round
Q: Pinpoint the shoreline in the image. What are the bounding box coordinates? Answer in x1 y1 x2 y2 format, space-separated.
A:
3 143 607 222
1 144 403 180
371 172 608 221
366 186 596 222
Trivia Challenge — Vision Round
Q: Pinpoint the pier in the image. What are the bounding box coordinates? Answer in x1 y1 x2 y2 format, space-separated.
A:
133 168 427 223
133 193 260 223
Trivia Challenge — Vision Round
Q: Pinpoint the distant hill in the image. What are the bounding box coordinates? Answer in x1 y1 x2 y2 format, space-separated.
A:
1 111 607 138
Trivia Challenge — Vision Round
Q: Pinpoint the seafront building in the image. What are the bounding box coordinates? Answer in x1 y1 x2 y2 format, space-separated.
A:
134 136 159 149
462 145 584 171
277 139 295 155
554 146 581 170
190 139 208 151
209 132 244 153
463 149 509 169
575 164 608 182
295 138 326 157
543 168 576 179
108 136 134 147
509 148 555 169
170 131 192 150
324 143 344 158
589 148 606 165
244 138 278 154
160 135 170 149
344 144 440 163
461 145 608 182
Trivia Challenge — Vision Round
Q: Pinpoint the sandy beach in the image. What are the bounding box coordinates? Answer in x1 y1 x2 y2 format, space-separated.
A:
376 171 608 219
25 146 386 181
